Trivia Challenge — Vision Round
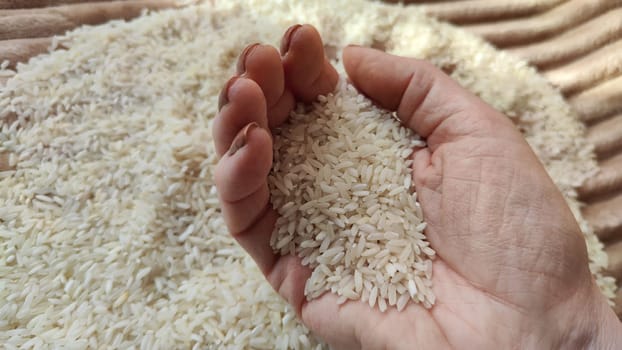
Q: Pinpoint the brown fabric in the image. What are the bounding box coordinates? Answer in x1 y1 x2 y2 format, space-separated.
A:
587 113 622 158
583 195 622 241
463 0 622 47
0 1 113 9
607 240 622 281
507 8 622 68
615 288 622 316
0 0 177 40
419 0 564 23
569 75 622 123
544 40 622 94
579 153 622 200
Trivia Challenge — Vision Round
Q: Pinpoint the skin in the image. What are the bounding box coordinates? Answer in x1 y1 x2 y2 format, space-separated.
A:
213 24 622 349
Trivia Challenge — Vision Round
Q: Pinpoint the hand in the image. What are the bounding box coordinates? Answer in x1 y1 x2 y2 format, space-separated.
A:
213 24 622 349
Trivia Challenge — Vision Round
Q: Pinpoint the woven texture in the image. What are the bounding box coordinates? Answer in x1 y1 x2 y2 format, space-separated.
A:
1 0 621 315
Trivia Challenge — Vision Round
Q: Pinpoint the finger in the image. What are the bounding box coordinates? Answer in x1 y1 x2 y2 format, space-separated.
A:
236 43 284 108
214 122 272 203
232 205 279 275
219 182 270 234
230 208 313 317
342 46 517 149
216 130 312 313
212 77 268 157
412 147 441 191
267 89 295 128
281 24 338 103
236 43 295 128
214 122 277 275
267 254 312 316
214 49 314 313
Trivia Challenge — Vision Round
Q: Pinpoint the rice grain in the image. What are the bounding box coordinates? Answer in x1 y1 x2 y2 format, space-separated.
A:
0 0 615 347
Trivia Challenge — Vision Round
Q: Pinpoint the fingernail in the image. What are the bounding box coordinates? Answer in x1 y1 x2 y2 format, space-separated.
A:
228 122 259 156
280 24 302 55
236 43 260 74
218 76 239 111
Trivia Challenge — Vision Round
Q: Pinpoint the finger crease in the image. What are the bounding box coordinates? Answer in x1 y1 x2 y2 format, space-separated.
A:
231 202 272 238
267 257 288 294
307 62 326 91
399 71 430 133
222 178 267 203
268 88 287 109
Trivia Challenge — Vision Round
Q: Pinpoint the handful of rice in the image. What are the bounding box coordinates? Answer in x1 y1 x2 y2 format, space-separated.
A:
269 79 436 311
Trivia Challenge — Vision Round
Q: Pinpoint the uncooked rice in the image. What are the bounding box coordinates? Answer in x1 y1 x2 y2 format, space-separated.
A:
269 79 435 311
0 0 615 348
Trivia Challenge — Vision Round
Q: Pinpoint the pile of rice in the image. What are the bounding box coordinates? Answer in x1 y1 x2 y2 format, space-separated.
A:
270 79 435 311
0 0 615 348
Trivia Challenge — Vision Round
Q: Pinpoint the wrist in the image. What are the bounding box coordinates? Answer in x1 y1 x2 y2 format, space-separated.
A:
584 296 622 349
558 282 622 350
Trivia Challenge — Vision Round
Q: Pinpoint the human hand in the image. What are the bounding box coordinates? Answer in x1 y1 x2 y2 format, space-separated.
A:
213 24 622 349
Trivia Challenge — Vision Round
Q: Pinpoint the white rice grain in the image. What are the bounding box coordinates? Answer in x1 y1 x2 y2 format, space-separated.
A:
0 0 614 348
269 78 436 310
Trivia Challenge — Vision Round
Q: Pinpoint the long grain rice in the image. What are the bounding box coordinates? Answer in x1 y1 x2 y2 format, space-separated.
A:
0 0 615 348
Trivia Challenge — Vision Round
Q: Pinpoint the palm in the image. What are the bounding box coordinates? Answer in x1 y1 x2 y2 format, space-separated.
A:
298 132 591 349
421 130 592 302
300 259 507 349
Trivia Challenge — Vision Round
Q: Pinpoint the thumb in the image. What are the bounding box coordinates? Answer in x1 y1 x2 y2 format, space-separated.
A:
342 46 517 149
